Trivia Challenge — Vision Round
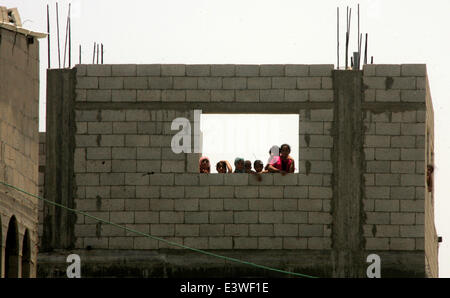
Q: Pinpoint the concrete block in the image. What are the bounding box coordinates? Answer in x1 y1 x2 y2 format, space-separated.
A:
185 212 209 224
390 213 415 224
309 90 334 102
390 186 415 200
160 211 184 224
391 161 415 174
199 174 224 185
272 77 296 89
373 225 399 237
186 65 211 76
363 77 385 89
87 90 111 102
137 148 161 160
148 77 173 89
310 161 333 174
401 149 424 161
233 237 258 249
113 122 137 134
174 174 199 186
283 237 307 249
308 187 332 199
400 200 424 212
364 89 375 102
124 199 149 211
175 224 199 237
161 64 185 76
309 64 333 76
134 237 159 249
416 77 426 90
198 77 222 89
375 199 399 212
125 135 149 147
149 198 174 210
260 65 284 76
186 90 210 102
210 211 233 223
285 65 308 76
285 90 308 102
224 224 249 236
235 186 258 198
366 212 390 224
185 186 209 198
199 199 223 211
297 174 322 186
174 198 199 212
259 186 283 198
136 186 160 199
365 186 390 199
400 225 424 237
211 65 235 76
363 64 376 76
365 238 389 250
86 65 111 76
308 212 331 224
86 160 111 172
222 198 248 211
99 77 123 89
100 173 125 185
310 109 334 121
111 160 136 172
391 136 415 148
235 90 259 102
247 77 271 89
376 65 401 76
161 160 185 173
110 211 134 224
112 64 136 76
364 136 390 148
274 199 297 210
209 237 233 249
273 174 298 185
223 77 246 89
274 224 298 236
258 237 282 249
401 90 426 102
101 110 126 121
124 77 148 89
307 135 333 148
161 90 186 102
374 149 400 161
199 224 224 236
283 211 307 223
298 199 322 211
236 65 260 76
375 173 400 186
85 186 111 199
160 186 184 198
401 64 426 76
391 77 416 89
223 174 248 185
322 77 333 89
137 90 161 102
234 211 258 223
150 224 175 236
211 90 234 102
87 122 112 134
299 148 324 160
149 135 172 147
390 238 415 250
77 76 98 89
249 199 273 210
249 224 273 236
307 237 331 249
112 90 136 102
76 89 87 101
174 77 198 89
298 224 323 237
100 135 124 147
415 136 425 148
260 89 283 102
76 173 99 186
210 186 235 198
375 123 400 135
137 64 161 76
297 77 321 89
376 90 400 102
401 123 425 136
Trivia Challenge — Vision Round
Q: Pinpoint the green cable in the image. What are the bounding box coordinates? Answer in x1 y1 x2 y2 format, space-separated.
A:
0 180 318 278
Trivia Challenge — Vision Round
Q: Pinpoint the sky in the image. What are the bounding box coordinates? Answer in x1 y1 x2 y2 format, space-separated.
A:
4 0 450 277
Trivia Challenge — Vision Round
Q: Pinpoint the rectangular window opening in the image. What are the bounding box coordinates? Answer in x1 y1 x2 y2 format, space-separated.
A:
200 114 299 173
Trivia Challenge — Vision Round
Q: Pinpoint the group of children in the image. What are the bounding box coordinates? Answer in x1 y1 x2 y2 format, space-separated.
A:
199 144 295 175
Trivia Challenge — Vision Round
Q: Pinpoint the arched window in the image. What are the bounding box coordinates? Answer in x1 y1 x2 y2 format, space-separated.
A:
5 216 19 278
21 229 31 278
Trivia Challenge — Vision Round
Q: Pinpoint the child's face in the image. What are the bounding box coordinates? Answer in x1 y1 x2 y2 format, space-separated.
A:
255 164 263 172
217 164 227 173
236 160 244 170
280 147 290 159
245 161 252 170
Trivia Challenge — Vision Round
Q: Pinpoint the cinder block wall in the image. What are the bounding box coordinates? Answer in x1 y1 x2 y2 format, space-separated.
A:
0 27 40 277
39 63 437 277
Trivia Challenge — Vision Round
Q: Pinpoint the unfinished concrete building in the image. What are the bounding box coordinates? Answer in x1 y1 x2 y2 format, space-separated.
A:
37 63 438 277
0 7 45 278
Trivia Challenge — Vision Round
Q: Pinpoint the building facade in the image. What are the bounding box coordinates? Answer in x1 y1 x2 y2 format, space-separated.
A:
37 63 438 277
